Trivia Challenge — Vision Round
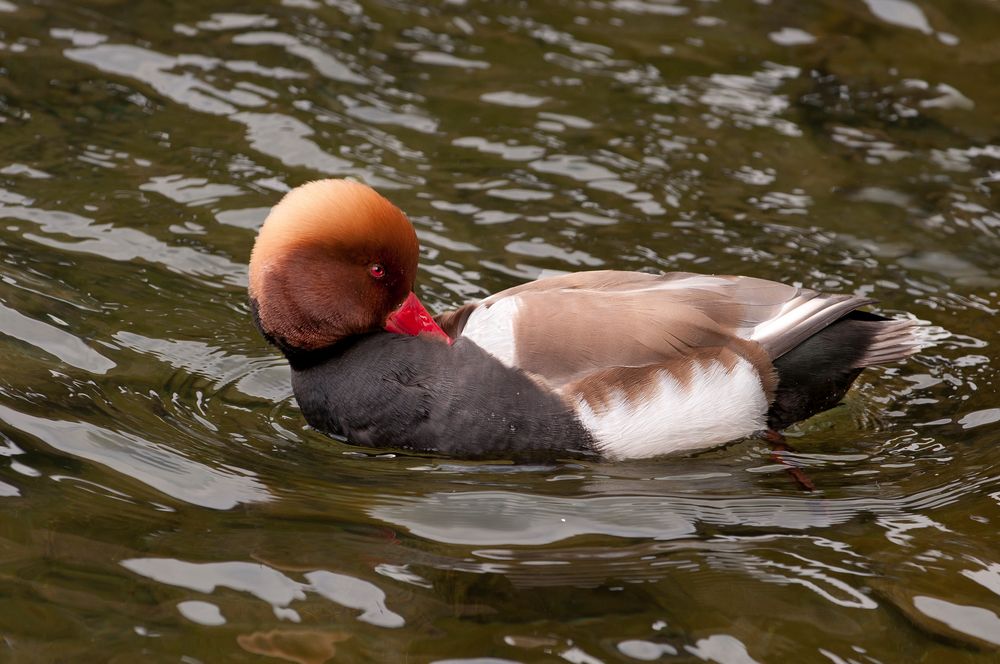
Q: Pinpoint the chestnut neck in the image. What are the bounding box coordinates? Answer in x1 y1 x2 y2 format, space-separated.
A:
249 296 364 370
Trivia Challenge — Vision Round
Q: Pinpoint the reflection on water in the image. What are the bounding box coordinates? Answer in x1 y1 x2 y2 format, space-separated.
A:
122 557 405 628
0 0 998 660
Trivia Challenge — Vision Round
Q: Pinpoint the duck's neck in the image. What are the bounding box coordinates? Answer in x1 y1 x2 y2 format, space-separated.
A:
249 296 353 370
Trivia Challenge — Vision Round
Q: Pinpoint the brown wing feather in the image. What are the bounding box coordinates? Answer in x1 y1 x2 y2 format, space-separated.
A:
453 270 877 388
434 302 479 339
560 340 778 411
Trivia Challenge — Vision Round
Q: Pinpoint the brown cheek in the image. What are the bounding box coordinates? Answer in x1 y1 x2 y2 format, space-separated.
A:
359 281 391 327
288 256 376 346
328 270 387 329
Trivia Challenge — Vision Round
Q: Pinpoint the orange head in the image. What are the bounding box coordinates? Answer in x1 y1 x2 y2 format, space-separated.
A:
249 179 428 352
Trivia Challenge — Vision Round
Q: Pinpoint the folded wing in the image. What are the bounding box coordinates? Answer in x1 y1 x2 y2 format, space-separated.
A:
448 270 882 388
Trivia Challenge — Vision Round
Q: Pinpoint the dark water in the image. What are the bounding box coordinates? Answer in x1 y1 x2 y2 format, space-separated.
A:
1 0 999 661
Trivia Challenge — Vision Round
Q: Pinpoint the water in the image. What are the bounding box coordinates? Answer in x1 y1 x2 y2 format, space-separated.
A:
1 0 998 660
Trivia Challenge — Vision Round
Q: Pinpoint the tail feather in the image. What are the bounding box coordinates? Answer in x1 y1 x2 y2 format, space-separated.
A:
852 317 934 368
766 310 937 430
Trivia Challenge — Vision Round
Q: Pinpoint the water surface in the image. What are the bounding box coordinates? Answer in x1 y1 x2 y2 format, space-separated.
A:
1 0 999 661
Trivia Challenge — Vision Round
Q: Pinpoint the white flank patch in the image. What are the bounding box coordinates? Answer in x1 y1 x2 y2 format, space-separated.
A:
572 358 769 460
461 296 520 367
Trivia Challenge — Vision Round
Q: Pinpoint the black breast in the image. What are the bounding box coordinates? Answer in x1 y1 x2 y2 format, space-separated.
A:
289 335 597 460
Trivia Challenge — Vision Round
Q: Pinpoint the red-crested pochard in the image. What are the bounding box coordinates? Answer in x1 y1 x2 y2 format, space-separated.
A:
249 179 922 460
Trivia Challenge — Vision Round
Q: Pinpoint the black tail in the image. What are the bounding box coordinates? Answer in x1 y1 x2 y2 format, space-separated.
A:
767 311 920 430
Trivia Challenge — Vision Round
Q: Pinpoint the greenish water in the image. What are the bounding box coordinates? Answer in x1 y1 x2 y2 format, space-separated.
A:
1 0 999 661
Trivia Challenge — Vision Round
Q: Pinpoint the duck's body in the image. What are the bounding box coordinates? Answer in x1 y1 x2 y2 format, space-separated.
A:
249 179 922 460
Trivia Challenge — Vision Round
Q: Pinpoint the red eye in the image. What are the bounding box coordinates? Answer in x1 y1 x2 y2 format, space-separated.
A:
369 263 385 279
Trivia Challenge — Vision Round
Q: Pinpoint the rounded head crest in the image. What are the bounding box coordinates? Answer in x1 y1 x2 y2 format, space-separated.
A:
249 179 419 351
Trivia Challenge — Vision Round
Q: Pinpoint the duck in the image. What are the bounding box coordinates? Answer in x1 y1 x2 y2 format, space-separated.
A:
248 178 923 461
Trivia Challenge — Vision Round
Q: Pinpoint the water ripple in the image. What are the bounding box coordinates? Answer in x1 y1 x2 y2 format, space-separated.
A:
1 0 999 659
0 403 270 509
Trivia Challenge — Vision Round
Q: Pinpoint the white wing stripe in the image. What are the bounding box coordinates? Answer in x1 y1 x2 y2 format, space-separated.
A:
461 296 520 367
